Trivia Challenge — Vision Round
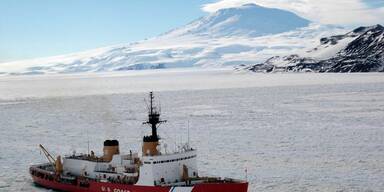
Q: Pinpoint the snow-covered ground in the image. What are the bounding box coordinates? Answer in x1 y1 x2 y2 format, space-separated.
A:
0 69 383 191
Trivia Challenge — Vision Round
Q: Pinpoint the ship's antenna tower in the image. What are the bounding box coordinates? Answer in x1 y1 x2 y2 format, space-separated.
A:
142 92 167 156
143 92 166 142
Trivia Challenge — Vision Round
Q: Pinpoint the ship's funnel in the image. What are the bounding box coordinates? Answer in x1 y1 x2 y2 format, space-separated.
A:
103 140 119 162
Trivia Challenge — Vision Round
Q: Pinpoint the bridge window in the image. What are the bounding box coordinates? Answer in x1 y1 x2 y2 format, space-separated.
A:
151 155 197 164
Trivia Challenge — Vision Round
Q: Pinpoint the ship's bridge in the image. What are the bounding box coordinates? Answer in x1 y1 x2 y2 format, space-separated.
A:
137 148 198 186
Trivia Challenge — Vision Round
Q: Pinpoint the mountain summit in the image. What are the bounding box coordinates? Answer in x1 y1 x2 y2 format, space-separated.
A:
164 4 310 38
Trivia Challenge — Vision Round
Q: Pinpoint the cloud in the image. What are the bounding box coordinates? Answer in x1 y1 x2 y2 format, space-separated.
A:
202 0 384 26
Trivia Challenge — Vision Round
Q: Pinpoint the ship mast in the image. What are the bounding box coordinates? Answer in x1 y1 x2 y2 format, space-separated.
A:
143 92 166 142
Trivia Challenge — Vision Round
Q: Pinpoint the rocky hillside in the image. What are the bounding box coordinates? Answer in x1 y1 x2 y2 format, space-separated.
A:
245 25 384 73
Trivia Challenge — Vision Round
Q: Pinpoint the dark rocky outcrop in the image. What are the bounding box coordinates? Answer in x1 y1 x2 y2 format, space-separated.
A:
246 25 384 73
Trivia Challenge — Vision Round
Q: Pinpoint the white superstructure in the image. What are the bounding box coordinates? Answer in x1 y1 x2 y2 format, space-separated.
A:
137 148 197 185
62 150 140 183
61 148 198 186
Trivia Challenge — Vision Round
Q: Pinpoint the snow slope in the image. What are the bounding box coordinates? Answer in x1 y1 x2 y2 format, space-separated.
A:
0 4 345 75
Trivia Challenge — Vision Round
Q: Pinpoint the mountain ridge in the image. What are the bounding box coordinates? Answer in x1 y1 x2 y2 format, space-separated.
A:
244 25 384 72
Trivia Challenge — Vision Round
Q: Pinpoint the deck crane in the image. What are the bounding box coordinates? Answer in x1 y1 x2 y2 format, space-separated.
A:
39 144 63 173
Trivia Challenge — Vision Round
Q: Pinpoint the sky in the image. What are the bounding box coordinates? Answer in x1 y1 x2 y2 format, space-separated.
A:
0 0 383 63
0 0 213 63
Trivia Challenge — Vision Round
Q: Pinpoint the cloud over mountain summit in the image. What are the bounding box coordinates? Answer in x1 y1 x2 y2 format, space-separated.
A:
202 0 384 25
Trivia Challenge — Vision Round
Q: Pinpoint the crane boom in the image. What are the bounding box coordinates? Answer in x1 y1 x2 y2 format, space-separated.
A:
39 144 56 166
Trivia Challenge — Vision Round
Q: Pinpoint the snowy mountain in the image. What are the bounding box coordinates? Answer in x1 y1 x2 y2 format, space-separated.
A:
0 4 343 75
245 25 384 72
162 4 309 38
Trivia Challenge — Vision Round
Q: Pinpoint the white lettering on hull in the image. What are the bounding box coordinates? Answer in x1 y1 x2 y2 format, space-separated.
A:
114 189 131 192
101 186 131 192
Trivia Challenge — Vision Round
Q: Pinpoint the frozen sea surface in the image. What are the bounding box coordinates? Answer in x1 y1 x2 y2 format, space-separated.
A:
0 69 383 191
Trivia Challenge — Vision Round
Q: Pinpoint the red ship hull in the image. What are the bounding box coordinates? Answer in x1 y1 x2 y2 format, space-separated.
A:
31 173 248 192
